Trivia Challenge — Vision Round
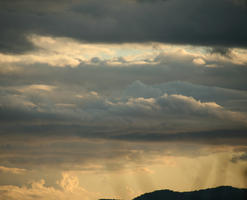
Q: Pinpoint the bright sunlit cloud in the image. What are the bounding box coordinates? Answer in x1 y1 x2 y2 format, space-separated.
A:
0 34 246 68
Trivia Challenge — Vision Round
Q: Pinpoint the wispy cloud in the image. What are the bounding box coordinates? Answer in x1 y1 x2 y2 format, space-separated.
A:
0 166 26 174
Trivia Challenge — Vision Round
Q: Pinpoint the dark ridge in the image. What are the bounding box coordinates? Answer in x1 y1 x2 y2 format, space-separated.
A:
98 199 120 200
133 186 247 200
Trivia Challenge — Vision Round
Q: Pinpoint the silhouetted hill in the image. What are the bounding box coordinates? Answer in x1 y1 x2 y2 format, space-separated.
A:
133 186 247 200
98 199 120 200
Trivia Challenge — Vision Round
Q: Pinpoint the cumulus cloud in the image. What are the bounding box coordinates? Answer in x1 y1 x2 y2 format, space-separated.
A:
0 174 97 200
1 81 246 127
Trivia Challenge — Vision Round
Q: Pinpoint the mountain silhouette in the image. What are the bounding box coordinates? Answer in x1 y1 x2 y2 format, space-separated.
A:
133 186 247 200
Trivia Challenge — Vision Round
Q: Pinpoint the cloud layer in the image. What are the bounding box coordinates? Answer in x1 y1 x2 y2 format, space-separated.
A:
1 2 247 197
1 0 247 53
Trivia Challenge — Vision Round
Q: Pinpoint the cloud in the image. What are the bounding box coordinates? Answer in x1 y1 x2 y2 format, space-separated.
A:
0 174 97 200
113 129 247 146
0 78 246 130
193 58 206 65
1 0 247 53
124 80 247 104
58 172 82 192
1 80 246 171
123 80 162 98
0 1 246 195
231 152 247 163
1 37 247 96
0 42 246 173
0 166 26 174
209 47 232 58
1 81 246 129
0 81 246 148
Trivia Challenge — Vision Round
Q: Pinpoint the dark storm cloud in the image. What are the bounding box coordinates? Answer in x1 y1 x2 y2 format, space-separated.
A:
112 129 247 145
1 121 247 146
0 121 246 171
1 0 247 53
0 106 63 122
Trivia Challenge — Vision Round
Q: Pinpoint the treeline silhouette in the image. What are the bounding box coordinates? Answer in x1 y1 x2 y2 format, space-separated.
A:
133 186 247 200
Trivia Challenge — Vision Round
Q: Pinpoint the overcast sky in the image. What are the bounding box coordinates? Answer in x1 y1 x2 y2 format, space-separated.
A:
0 0 247 199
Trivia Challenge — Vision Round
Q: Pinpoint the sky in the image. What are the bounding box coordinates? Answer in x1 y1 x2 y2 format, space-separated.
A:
0 0 247 199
